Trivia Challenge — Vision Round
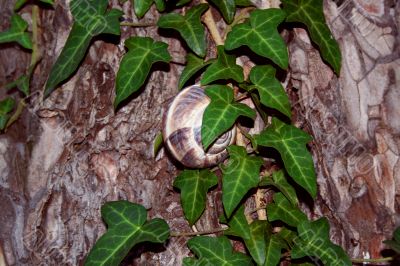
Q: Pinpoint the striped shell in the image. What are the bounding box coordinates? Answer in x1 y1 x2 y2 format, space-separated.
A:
163 85 236 168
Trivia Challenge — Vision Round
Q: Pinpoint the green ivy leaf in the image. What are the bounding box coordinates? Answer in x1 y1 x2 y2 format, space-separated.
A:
176 0 192 6
201 46 244 85
266 193 307 227
249 65 291 118
254 118 317 198
244 220 271 265
222 145 263 217
292 218 352 266
393 227 400 243
173 169 218 225
186 236 254 265
84 201 169 266
154 0 166 12
225 9 288 69
14 0 26 9
384 241 400 254
115 37 171 108
235 0 254 6
0 98 15 130
4 74 29 96
259 170 298 205
271 170 298 205
45 0 123 97
178 53 213 89
182 257 203 266
153 131 163 158
14 0 54 10
222 205 251 239
133 0 153 18
208 0 235 24
282 0 342 74
202 85 255 150
133 0 164 18
264 234 286 266
0 14 32 49
383 227 400 253
277 227 297 247
157 4 208 57
39 0 54 4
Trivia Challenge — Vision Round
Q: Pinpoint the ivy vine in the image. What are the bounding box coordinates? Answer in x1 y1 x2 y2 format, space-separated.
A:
0 0 397 265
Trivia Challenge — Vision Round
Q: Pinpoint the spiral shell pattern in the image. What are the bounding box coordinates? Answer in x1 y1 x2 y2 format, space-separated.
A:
163 85 235 168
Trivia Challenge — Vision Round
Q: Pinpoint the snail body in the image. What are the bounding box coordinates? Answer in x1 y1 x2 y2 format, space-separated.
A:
163 85 235 168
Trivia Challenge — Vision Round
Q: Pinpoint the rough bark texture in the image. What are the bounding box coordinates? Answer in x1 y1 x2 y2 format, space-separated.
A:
288 0 400 260
0 0 398 265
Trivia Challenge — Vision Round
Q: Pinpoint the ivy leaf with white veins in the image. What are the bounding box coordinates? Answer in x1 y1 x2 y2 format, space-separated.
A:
85 201 169 266
221 205 251 239
249 65 291 118
201 46 244 85
45 0 123 97
292 218 352 266
222 145 263 217
202 85 255 150
243 220 271 265
254 118 317 198
225 8 288 69
271 170 298 205
157 4 208 57
115 37 171 108
186 236 254 266
264 234 286 266
277 227 297 248
133 0 153 18
282 0 342 74
259 170 298 205
266 193 307 227
208 0 235 24
0 14 32 49
178 53 213 89
133 0 165 18
173 169 218 225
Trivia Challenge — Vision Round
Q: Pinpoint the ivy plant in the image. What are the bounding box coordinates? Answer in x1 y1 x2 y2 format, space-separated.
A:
2 0 395 265
85 201 169 265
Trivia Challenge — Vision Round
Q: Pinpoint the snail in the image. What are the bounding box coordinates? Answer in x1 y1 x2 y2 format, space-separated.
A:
163 85 236 168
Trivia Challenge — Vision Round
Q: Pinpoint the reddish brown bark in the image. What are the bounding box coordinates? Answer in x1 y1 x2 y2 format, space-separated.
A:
0 0 399 265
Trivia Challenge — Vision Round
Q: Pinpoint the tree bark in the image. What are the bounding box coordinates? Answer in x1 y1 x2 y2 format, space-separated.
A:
0 0 398 265
288 0 400 260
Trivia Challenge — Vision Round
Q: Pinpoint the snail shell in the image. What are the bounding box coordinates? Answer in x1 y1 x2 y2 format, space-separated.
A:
163 85 236 168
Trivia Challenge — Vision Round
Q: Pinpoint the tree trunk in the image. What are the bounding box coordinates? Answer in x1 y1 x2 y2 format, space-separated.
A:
0 0 398 265
288 0 400 259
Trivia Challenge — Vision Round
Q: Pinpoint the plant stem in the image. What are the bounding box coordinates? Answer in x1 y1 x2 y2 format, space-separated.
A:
245 206 267 216
120 22 155 27
6 99 26 129
30 4 40 72
255 189 267 220
6 4 40 129
200 0 224 45
351 257 394 264
250 93 269 124
223 7 255 38
170 227 228 237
